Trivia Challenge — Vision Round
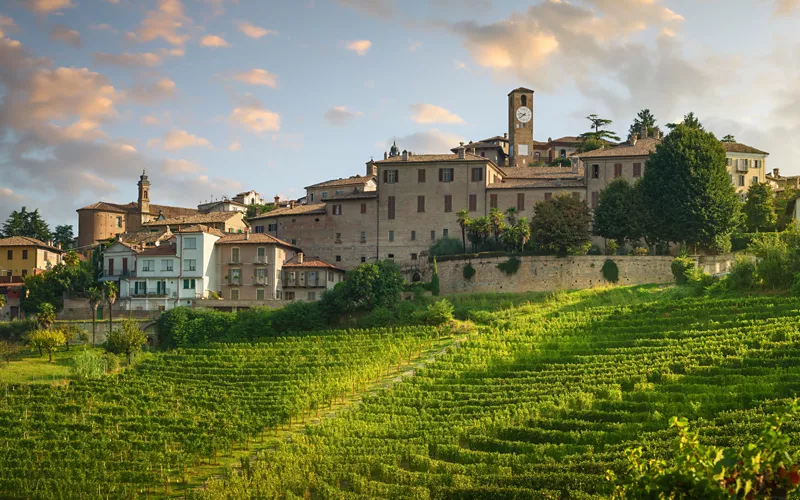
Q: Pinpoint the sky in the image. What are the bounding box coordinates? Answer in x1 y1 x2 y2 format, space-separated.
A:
2 0 800 228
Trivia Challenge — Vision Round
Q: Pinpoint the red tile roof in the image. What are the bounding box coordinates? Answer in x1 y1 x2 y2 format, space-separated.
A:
721 142 769 155
282 256 345 271
0 236 64 253
305 175 376 190
215 232 299 250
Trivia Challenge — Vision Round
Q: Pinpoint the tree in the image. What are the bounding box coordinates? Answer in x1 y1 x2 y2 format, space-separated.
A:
320 260 404 313
104 281 118 334
530 194 593 256
106 318 147 364
501 217 531 252
53 225 74 249
581 114 621 143
0 340 22 365
721 134 736 143
628 109 661 139
456 210 471 254
466 216 490 251
27 329 66 363
666 111 704 131
640 123 740 253
488 208 506 245
37 302 56 330
1 207 52 241
743 183 777 233
775 188 800 231
87 287 103 346
593 179 644 245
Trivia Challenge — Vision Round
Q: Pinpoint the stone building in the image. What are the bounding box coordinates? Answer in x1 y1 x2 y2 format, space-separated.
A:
767 168 800 192
142 211 249 234
281 253 346 302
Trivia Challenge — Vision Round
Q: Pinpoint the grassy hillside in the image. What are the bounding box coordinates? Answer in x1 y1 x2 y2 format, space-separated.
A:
199 290 800 499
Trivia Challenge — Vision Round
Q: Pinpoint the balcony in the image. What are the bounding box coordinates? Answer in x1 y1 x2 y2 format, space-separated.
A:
253 256 269 265
735 161 749 173
225 276 242 286
282 279 324 288
227 259 243 265
131 289 174 298
103 270 137 279
253 277 268 286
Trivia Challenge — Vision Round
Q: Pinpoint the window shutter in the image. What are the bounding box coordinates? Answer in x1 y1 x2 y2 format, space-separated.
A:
394 169 399 182
383 170 388 183
439 168 444 182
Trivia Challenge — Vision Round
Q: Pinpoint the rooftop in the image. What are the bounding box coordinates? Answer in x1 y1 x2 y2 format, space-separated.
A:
0 236 64 253
575 137 661 159
250 203 328 219
721 142 769 155
305 175 376 190
215 232 299 250
500 166 584 179
487 178 586 190
143 211 244 227
138 243 177 256
375 152 488 164
283 255 345 271
175 224 227 237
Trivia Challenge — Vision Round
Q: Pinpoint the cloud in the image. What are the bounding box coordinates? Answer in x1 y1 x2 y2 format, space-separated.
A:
200 35 230 47
237 21 277 39
163 158 204 175
141 115 160 126
324 106 363 126
134 0 190 46
776 0 800 13
454 60 468 70
379 129 464 154
408 40 422 51
23 0 75 14
228 140 241 151
229 100 280 133
92 48 183 68
128 78 176 104
409 103 465 124
149 129 211 150
346 39 372 56
336 0 394 19
49 25 82 48
90 23 119 34
232 68 278 87
0 15 17 30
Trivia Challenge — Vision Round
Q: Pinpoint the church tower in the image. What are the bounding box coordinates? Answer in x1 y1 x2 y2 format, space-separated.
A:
508 87 534 168
137 170 151 225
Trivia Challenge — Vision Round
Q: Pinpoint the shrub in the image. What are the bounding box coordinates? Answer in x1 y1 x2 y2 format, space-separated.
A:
71 349 105 380
429 258 441 296
605 240 618 256
428 237 465 258
752 236 792 290
422 299 454 326
684 267 717 296
0 340 22 365
587 244 602 256
632 247 648 256
102 352 120 373
601 259 619 283
462 263 476 280
358 306 396 329
106 318 147 364
671 256 695 285
727 256 756 292
394 300 424 325
26 328 67 362
0 319 36 341
270 301 326 333
497 257 521 276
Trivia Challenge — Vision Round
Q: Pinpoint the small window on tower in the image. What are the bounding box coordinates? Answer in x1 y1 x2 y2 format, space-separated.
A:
521 95 527 107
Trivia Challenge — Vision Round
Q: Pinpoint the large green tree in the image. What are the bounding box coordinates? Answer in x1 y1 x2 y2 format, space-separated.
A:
666 111 704 131
320 260 404 313
53 225 74 249
530 194 593 256
1 207 52 241
720 134 736 143
581 114 621 143
593 179 644 245
640 123 740 252
743 182 777 232
628 109 661 139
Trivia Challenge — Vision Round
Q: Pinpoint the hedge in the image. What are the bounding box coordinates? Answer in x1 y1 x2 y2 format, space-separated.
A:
0 320 37 341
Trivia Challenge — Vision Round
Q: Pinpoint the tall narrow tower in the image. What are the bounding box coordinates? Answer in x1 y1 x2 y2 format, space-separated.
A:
508 87 535 168
137 170 151 224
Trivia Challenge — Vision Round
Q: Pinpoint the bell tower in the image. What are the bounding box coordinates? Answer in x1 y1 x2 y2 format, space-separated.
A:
137 170 151 224
508 87 535 168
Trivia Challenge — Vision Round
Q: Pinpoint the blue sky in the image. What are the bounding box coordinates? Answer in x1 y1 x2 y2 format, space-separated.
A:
1 0 799 227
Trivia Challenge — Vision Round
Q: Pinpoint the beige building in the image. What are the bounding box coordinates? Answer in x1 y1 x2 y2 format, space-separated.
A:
722 142 769 197
281 253 345 302
0 236 64 278
305 175 376 204
215 233 299 302
767 168 800 192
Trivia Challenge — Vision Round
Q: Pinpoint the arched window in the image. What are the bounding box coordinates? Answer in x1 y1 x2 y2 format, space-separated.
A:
412 272 421 283
521 95 527 107
143 190 148 199
560 149 566 158
534 152 540 160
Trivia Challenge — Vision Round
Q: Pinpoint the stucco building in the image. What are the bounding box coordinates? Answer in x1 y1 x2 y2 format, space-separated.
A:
281 253 346 302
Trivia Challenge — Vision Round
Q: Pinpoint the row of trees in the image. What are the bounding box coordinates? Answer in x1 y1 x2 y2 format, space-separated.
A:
1 207 74 249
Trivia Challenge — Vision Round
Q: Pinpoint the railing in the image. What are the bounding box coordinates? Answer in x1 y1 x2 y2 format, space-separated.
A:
226 277 242 286
131 289 174 298
253 256 269 264
735 162 749 173
282 279 323 288
253 277 268 285
104 270 137 278
227 259 242 265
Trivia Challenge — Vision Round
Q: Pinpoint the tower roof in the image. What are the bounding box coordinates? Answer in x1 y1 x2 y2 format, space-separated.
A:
389 140 400 157
508 87 535 96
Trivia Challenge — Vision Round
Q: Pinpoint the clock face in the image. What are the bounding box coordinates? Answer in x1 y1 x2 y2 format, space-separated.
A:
516 106 532 123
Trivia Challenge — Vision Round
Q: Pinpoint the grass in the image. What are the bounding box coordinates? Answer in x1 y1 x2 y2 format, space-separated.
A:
0 345 143 384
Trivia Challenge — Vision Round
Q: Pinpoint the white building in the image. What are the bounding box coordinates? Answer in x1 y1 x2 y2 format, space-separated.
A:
233 190 264 206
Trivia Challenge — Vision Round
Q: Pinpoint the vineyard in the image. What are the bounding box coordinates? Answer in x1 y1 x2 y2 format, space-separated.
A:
198 293 800 499
0 327 448 499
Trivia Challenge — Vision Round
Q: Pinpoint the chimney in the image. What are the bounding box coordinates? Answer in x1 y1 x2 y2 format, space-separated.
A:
245 229 249 241
57 243 62 250
457 142 466 159
289 200 295 209
274 195 280 205
503 132 508 139
640 124 648 139
631 134 638 146
654 128 661 140
774 168 780 178
384 151 388 160
402 150 409 161
297 251 304 264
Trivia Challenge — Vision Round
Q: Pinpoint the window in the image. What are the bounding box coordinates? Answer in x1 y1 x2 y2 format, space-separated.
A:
22 250 28 260
521 95 527 106
561 149 567 158
469 194 477 211
439 168 454 182
726 158 732 166
268 223 278 232
417 195 425 213
6 250 11 260
591 191 599 209
754 160 762 169
231 248 240 263
116 216 122 228
134 281 147 295
592 165 600 179
544 192 552 201
183 237 196 249
752 176 759 185
490 193 498 209
471 167 483 182
332 204 342 215
360 203 367 214
335 190 344 196
388 196 396 220
291 239 297 245
387 254 395 259
431 230 436 241
614 163 623 178
108 258 114 276
142 260 154 271
335 232 342 242
322 191 328 199
161 259 173 272
361 256 366 263
738 175 745 187
360 231 366 243
444 195 453 213
517 193 525 211
633 163 642 178
481 152 485 157
255 268 266 284
21 269 27 277
336 255 342 262
256 289 265 301
388 231 394 242
534 152 541 161
308 291 316 301
230 268 241 283
443 228 449 238
254 225 264 233
328 271 333 281
411 253 418 260
411 230 416 241
384 169 399 184
284 291 295 301
309 193 314 202
183 279 195 289
257 247 267 263
418 169 426 183
231 289 240 300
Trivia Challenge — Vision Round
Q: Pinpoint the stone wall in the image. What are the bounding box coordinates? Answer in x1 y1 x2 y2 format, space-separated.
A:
59 298 156 321
57 319 159 346
437 255 676 295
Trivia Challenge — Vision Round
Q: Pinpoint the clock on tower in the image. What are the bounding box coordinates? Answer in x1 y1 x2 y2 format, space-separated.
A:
507 87 535 167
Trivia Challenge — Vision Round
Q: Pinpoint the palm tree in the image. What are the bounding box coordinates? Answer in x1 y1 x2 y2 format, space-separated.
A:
37 302 55 330
87 286 102 346
103 281 118 337
456 210 471 254
488 208 505 245
505 207 518 227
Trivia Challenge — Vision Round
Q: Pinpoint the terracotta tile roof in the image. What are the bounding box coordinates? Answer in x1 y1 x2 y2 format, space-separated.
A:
325 192 378 201
250 203 328 219
575 137 661 159
550 136 582 144
305 175 376 189
533 140 550 148
721 142 769 155
282 255 345 271
175 224 227 237
451 141 505 153
143 211 244 227
216 232 299 250
118 229 172 246
0 236 64 253
77 201 199 218
508 87 534 95
77 202 129 213
487 178 586 189
500 166 584 179
374 152 487 163
479 135 508 143
138 243 177 256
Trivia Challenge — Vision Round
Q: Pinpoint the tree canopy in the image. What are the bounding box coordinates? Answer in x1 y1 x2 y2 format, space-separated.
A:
593 179 645 245
640 123 740 252
581 114 621 143
530 194 592 256
1 207 52 241
666 111 704 131
319 260 404 314
628 109 661 139
743 182 777 232
721 134 736 143
53 225 74 249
